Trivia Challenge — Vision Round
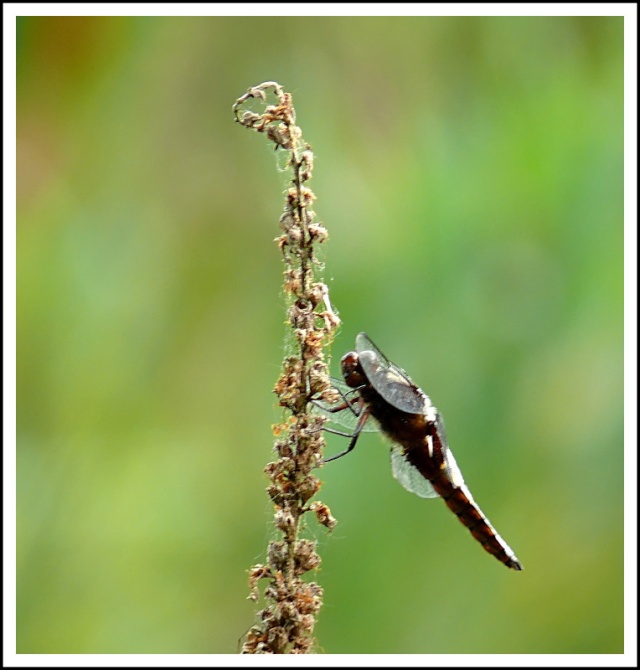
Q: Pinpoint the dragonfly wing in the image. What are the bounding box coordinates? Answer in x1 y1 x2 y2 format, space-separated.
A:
356 332 394 368
355 333 430 415
312 380 378 433
390 446 439 499
326 376 359 399
319 405 379 433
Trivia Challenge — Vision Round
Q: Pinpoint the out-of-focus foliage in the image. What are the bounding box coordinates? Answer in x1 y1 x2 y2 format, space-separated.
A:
17 16 623 654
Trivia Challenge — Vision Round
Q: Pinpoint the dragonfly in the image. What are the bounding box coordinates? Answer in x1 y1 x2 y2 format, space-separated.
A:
317 332 523 571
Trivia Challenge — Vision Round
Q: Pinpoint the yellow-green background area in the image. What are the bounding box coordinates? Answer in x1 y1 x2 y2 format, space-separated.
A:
17 16 623 654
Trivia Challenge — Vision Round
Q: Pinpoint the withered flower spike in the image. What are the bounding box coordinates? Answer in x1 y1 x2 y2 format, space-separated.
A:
235 82 340 654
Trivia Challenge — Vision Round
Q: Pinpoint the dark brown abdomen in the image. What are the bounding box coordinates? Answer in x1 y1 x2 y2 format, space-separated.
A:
430 474 523 571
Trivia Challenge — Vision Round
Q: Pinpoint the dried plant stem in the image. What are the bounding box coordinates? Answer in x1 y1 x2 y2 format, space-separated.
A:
233 82 340 654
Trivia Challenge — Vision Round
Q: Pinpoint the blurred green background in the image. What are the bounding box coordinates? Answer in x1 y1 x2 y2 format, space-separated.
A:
17 16 623 654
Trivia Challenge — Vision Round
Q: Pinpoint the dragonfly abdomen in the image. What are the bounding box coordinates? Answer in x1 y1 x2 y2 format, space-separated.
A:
432 476 523 571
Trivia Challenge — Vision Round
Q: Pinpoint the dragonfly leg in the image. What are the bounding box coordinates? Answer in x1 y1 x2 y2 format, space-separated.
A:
308 393 364 437
322 407 370 464
306 424 356 438
330 385 364 417
322 426 358 439
311 383 365 417
307 398 353 436
311 399 352 414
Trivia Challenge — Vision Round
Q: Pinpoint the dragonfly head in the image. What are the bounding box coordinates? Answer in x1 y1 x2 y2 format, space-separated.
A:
341 351 366 389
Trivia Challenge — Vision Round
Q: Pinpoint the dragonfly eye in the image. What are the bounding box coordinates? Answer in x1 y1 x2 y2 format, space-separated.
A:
341 351 366 388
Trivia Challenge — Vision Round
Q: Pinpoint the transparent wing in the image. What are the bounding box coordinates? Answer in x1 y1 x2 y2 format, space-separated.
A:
390 446 440 499
316 404 379 433
355 333 428 415
312 377 378 433
355 332 395 369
